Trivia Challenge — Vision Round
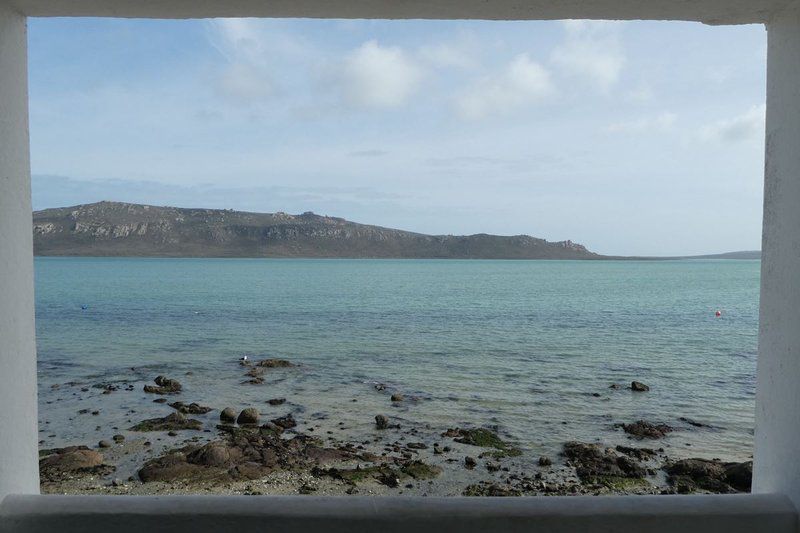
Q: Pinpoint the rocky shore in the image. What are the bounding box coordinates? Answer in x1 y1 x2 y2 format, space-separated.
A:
38 359 752 497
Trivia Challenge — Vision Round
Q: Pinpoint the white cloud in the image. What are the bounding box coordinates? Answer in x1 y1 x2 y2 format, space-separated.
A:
206 19 312 105
551 20 625 90
699 104 766 143
418 42 477 69
339 40 422 109
606 112 676 134
454 54 554 120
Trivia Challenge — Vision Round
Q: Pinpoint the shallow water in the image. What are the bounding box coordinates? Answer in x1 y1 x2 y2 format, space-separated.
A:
35 257 759 477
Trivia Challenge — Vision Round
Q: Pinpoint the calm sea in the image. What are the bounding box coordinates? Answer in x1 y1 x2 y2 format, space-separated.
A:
35 257 759 467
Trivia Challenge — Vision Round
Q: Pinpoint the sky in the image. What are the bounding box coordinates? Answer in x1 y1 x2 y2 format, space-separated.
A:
28 18 767 256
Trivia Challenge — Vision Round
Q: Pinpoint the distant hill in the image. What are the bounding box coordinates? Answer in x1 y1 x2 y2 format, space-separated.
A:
682 250 761 260
32 202 600 259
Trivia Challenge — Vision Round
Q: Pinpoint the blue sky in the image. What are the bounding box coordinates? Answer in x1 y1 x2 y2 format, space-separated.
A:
28 18 767 256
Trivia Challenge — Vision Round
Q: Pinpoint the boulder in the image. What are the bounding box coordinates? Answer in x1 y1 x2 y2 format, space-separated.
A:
390 394 404 402
267 398 286 406
270 414 296 429
237 408 260 425
220 407 237 423
375 414 389 430
630 381 650 392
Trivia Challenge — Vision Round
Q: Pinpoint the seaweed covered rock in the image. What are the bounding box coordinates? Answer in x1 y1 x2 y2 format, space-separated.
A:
130 412 203 432
143 376 182 395
443 427 522 458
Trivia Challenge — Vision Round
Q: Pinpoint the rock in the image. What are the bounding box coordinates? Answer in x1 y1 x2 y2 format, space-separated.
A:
679 417 713 428
464 456 477 469
615 445 657 460
39 446 115 482
143 376 182 395
444 427 522 458
562 442 647 485
270 414 296 429
407 442 427 450
267 398 286 406
112 434 125 442
237 408 260 425
400 460 442 479
256 359 295 368
630 381 650 392
390 394 404 402
98 440 112 448
220 407 237 423
463 483 522 497
130 412 203 432
619 420 673 439
609 384 621 389
375 415 389 430
664 458 752 493
169 401 213 415
538 456 552 466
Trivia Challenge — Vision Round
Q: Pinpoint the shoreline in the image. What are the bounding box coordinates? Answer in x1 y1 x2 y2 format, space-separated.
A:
39 359 753 497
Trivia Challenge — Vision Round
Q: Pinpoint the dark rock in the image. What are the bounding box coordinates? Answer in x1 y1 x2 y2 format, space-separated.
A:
270 414 296 429
538 456 552 466
143 376 182 395
464 456 477 469
267 398 286 406
615 445 657 460
463 482 521 497
390 394 404 402
220 407 237 423
112 434 125 442
375 415 389 430
237 408 260 425
679 417 713 428
130 412 203 432
630 381 650 392
98 440 112 448
256 359 295 368
664 458 752 493
562 442 647 486
619 420 673 439
169 401 213 415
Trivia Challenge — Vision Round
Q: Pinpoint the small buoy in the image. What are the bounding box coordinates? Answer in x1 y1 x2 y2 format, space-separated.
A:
715 310 722 317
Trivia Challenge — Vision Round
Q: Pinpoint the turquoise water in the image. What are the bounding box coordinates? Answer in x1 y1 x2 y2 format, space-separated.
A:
35 257 759 468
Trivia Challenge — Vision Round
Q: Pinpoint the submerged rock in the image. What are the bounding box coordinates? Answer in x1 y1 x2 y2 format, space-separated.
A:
619 420 673 440
630 381 650 392
169 401 213 415
270 414 297 430
538 456 552 467
130 412 203 432
256 359 295 368
267 398 286 406
143 376 182 395
390 394 404 402
375 414 389 430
